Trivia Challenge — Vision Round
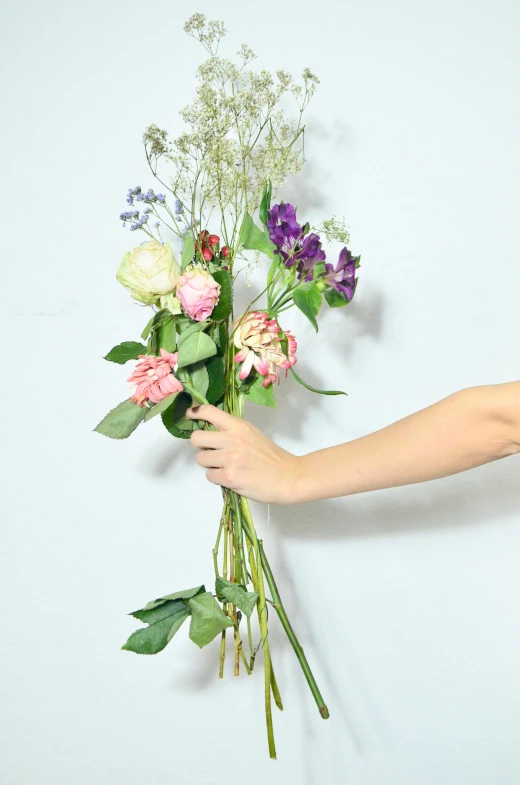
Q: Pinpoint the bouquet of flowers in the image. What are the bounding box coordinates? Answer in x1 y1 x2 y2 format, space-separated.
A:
95 14 360 759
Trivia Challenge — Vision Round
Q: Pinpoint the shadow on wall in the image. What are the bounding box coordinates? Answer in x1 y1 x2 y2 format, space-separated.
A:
267 456 520 542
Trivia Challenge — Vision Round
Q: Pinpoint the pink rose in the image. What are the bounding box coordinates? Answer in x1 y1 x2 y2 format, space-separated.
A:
128 349 183 407
176 267 221 322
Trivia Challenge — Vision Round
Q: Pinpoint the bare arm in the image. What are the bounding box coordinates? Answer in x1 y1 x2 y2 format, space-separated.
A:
188 382 520 504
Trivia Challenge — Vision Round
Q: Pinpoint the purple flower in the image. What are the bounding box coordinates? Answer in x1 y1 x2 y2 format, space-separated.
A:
323 247 359 300
295 233 326 280
268 202 326 279
174 198 183 214
267 202 302 262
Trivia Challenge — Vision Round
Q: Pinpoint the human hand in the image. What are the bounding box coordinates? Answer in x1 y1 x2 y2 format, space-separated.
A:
187 405 301 504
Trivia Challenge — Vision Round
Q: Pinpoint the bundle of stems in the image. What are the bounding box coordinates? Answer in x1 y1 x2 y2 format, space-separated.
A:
213 332 329 759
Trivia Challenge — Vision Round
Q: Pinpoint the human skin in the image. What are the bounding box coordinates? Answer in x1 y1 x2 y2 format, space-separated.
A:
187 382 520 505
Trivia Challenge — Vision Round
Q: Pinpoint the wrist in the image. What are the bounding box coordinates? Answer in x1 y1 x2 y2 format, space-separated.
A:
283 453 313 505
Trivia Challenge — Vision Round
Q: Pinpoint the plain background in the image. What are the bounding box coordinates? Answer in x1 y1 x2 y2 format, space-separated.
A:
1 1 519 783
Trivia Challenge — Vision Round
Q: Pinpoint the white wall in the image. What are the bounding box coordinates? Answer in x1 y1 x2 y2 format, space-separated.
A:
1 1 519 783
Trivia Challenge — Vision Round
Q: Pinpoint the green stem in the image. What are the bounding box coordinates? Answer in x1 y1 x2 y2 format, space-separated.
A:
240 497 330 720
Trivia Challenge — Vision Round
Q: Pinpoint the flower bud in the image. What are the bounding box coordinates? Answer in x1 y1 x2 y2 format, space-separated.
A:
221 246 230 258
209 234 220 247
202 247 213 261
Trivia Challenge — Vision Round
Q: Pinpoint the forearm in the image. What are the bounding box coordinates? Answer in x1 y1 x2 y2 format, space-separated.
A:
294 384 520 503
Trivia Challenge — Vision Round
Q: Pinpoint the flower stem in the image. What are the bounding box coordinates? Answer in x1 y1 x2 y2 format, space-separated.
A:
240 497 330 720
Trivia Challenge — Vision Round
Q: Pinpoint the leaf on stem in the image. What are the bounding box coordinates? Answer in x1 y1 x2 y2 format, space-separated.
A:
188 592 233 648
122 599 190 655
181 235 195 270
211 270 232 320
189 362 210 399
94 399 146 439
290 367 347 396
239 213 276 259
141 585 206 611
104 341 147 364
155 318 176 352
259 180 273 227
177 332 217 367
215 577 259 618
243 376 277 408
177 320 211 347
206 355 225 404
292 283 322 332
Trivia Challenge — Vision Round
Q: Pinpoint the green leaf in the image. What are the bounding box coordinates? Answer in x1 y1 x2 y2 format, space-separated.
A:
183 382 209 405
324 287 350 308
292 283 322 332
104 341 147 364
152 309 171 328
259 180 272 227
94 399 146 439
211 270 232 320
141 585 206 611
177 320 210 347
181 235 195 270
131 598 188 623
215 578 259 618
143 392 180 422
206 355 225 404
313 261 326 281
244 376 276 408
190 362 210 399
155 317 176 351
161 392 195 439
239 213 275 259
177 331 217 368
122 601 190 655
291 367 347 396
188 592 233 648
141 315 155 340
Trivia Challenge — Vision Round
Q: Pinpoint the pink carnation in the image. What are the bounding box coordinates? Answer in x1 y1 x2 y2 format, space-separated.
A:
176 267 221 322
233 311 297 387
128 349 183 407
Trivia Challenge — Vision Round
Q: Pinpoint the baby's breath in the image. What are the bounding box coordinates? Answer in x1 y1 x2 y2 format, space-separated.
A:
143 14 319 258
312 216 350 245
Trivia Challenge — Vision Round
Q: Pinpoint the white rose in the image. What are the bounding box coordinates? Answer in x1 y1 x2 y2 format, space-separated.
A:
116 241 181 305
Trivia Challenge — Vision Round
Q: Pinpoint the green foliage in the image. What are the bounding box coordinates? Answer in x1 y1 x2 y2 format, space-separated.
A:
188 591 233 648
183 382 209 405
259 180 272 227
177 320 210 346
122 599 190 655
216 577 259 617
177 332 217 367
211 270 232 320
292 283 322 332
244 375 276 408
240 213 276 259
189 362 210 399
94 399 146 439
161 392 197 439
104 341 147 364
324 287 350 308
206 355 225 404
290 367 346 396
156 317 177 351
181 235 196 269
141 585 206 611
141 315 155 340
143 392 180 422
